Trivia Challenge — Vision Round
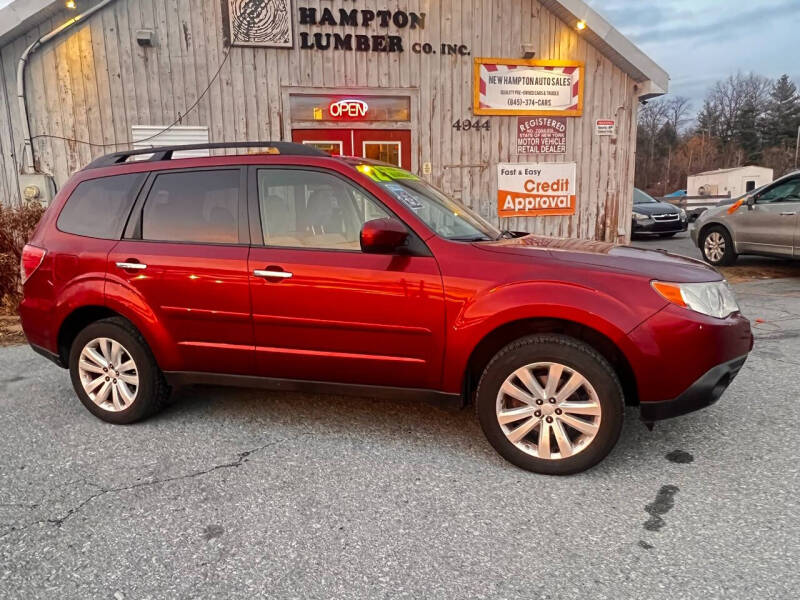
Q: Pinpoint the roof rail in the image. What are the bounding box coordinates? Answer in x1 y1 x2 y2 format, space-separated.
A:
84 141 328 169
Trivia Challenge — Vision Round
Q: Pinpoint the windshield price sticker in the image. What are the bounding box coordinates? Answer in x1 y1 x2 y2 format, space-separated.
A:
497 162 577 217
385 183 424 211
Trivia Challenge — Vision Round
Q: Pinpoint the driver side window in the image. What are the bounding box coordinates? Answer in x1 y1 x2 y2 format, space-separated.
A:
756 178 800 204
257 169 391 251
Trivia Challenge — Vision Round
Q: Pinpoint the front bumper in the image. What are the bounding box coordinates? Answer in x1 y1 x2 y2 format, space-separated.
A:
640 354 748 421
632 219 688 235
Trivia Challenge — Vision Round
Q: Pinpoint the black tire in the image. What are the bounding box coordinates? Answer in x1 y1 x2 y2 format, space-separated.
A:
68 317 170 424
700 225 737 266
476 334 624 475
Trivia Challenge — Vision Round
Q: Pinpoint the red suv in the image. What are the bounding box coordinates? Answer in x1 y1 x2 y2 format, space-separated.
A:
19 142 753 474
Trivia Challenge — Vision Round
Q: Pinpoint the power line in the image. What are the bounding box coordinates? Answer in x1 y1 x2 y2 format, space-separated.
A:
29 37 236 149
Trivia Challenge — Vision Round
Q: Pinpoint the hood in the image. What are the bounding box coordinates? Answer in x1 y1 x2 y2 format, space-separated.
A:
480 235 722 283
632 201 681 216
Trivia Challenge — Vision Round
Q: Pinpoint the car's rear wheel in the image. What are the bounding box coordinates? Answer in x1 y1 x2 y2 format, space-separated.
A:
701 226 737 266
69 317 169 424
476 334 624 475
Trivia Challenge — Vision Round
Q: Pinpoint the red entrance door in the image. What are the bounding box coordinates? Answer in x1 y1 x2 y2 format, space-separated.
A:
292 129 412 170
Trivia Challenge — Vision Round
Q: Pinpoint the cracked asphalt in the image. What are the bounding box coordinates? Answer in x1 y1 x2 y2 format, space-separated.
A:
1 278 799 599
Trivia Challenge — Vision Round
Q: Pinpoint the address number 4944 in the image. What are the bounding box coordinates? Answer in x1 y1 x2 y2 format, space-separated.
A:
453 119 491 132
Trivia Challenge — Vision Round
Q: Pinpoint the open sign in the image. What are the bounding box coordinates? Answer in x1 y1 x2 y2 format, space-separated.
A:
329 99 369 119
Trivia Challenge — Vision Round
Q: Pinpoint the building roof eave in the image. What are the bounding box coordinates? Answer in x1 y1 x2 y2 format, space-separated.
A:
540 0 669 98
0 0 61 47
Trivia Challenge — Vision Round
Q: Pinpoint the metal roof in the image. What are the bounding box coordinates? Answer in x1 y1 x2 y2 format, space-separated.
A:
1 0 668 98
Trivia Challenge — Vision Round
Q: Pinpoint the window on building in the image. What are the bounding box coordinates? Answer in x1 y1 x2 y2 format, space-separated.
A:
257 169 392 250
57 173 145 240
141 170 240 244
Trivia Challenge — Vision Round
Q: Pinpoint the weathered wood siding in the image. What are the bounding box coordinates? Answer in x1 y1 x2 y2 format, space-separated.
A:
0 0 639 242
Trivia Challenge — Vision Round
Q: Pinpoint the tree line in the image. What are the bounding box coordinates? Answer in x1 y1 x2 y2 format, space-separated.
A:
635 73 800 196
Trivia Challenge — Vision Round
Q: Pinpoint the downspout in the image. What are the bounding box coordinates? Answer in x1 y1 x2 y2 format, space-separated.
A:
17 0 118 173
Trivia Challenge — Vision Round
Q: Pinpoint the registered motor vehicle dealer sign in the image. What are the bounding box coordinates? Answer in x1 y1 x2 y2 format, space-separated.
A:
497 162 577 217
516 117 567 154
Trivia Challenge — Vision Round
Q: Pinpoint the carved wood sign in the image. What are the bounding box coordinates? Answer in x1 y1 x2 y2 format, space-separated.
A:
228 1 470 55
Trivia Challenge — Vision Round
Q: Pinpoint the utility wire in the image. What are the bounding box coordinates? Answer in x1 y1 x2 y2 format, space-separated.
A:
29 36 236 149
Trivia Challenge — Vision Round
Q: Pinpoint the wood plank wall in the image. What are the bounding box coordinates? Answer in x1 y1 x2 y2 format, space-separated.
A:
0 0 640 242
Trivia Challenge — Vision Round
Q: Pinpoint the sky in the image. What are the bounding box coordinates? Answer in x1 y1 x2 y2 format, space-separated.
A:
1 0 797 113
588 0 800 112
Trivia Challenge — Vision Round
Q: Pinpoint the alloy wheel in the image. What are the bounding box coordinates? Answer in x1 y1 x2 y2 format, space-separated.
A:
704 231 726 263
77 337 139 412
495 362 601 460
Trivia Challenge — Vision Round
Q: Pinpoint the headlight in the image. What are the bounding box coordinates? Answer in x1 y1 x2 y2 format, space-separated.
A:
652 280 740 319
633 211 650 222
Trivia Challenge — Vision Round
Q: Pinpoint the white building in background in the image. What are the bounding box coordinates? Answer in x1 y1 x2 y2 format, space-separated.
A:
687 166 774 199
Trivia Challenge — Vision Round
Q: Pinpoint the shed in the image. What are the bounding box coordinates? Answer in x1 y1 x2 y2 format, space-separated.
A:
687 166 774 199
0 0 668 243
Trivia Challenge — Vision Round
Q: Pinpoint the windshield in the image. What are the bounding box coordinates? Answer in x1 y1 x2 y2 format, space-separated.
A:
356 164 501 241
633 188 658 204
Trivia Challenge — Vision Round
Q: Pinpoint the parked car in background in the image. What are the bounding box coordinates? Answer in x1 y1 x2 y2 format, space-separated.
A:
20 142 752 475
632 188 688 237
692 170 800 266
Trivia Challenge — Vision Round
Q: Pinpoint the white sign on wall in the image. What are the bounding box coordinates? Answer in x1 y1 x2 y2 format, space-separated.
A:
595 119 617 136
497 162 577 218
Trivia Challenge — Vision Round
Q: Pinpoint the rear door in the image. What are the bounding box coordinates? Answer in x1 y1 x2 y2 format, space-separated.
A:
731 176 800 256
246 165 445 389
107 167 255 375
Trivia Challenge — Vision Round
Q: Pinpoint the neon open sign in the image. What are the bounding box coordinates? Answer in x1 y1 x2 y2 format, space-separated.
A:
329 99 369 119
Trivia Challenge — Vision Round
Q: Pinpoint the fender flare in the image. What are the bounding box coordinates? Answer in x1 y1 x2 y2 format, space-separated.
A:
441 281 648 392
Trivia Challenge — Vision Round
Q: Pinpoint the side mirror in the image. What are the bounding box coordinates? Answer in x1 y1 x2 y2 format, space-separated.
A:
746 195 756 208
360 218 409 254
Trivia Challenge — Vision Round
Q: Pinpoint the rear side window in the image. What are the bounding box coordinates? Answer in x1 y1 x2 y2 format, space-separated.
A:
57 173 144 239
141 170 239 244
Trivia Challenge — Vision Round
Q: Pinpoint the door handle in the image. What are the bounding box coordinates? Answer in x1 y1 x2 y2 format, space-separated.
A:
116 261 147 270
779 212 797 216
253 269 293 279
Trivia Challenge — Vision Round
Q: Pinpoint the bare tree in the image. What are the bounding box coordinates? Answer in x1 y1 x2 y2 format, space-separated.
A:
664 96 691 134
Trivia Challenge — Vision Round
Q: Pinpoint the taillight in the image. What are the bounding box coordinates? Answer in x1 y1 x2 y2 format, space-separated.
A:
20 244 46 284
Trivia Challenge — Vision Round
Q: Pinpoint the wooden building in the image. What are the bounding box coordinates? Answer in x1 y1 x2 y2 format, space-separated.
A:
0 0 667 242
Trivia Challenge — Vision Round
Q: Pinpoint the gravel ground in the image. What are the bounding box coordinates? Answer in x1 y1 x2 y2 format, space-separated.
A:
1 278 799 599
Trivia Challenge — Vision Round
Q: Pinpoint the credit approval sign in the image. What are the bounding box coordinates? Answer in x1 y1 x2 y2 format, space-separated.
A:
497 162 577 218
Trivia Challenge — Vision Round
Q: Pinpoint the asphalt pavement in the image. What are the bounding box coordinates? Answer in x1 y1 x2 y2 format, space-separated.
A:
1 276 799 599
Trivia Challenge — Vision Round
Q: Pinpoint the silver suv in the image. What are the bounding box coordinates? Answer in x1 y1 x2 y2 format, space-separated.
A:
692 170 800 265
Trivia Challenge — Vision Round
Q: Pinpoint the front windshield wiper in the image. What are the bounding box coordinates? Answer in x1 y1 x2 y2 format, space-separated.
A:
494 230 517 240
451 235 493 242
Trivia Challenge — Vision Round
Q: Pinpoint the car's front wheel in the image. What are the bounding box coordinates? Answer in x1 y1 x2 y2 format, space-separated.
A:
69 317 169 424
701 226 737 266
476 334 624 475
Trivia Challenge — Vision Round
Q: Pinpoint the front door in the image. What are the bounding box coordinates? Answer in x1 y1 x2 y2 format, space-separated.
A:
108 167 255 375
292 129 412 170
731 176 800 256
246 165 445 389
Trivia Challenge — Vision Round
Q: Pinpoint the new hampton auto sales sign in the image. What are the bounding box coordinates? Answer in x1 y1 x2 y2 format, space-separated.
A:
497 163 577 218
475 59 584 117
